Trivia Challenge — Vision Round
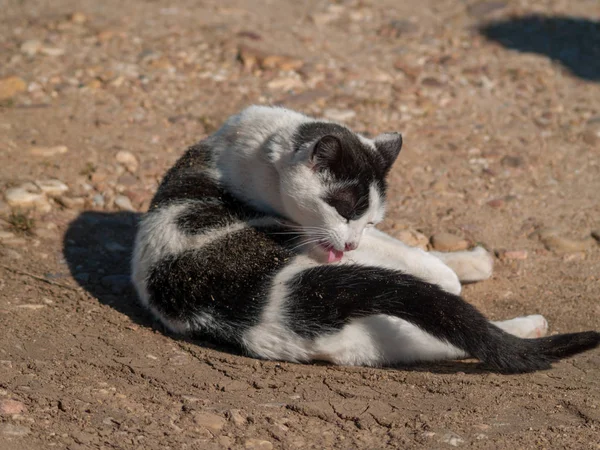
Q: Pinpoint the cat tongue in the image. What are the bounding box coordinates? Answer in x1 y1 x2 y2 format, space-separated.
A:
327 249 344 263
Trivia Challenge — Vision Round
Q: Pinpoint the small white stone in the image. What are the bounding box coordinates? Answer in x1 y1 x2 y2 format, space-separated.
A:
20 40 42 56
244 439 274 450
114 195 135 211
30 145 68 157
40 47 65 56
35 179 69 197
115 150 139 173
5 187 51 212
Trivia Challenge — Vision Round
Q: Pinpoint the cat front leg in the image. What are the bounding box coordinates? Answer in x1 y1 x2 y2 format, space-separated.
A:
356 228 462 295
429 246 494 283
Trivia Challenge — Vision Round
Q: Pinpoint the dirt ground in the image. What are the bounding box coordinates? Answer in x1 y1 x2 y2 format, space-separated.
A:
1 0 600 448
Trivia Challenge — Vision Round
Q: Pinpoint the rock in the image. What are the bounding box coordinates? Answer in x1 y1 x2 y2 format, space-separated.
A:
582 128 599 146
396 229 429 250
486 198 505 208
267 77 304 91
430 232 470 252
117 173 138 187
20 39 42 56
115 150 139 173
537 228 593 253
467 1 507 18
244 439 274 450
228 409 246 426
0 231 16 240
35 179 69 197
70 12 87 24
92 194 105 208
193 412 226 432
592 230 600 243
323 108 356 122
238 44 303 72
0 76 27 100
5 186 51 212
378 19 418 38
57 196 85 209
40 47 65 57
0 423 30 437
114 195 135 211
438 431 465 447
30 145 68 157
101 275 130 294
0 399 27 415
496 249 528 260
501 155 524 168
2 237 27 246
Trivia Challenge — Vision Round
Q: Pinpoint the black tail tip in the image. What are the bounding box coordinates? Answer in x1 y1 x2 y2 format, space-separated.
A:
541 330 600 360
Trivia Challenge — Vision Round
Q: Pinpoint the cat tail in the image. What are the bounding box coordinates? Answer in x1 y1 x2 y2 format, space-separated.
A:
285 265 600 373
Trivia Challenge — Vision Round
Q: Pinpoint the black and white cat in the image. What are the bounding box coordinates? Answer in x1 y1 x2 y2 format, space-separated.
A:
132 106 599 373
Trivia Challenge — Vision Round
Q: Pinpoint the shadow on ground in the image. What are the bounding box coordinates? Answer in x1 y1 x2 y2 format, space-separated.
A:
480 15 600 81
63 210 503 375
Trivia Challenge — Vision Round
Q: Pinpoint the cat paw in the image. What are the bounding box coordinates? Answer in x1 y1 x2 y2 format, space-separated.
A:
450 246 494 283
430 263 462 296
495 314 548 339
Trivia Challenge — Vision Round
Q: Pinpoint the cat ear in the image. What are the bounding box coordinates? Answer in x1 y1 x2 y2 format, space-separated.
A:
309 135 343 171
374 132 403 172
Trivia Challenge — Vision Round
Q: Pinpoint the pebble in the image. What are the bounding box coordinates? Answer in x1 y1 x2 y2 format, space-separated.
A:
92 194 105 207
57 196 85 209
496 249 528 260
486 198 505 208
30 145 68 157
378 19 418 38
467 1 507 18
20 39 42 56
35 179 69 197
228 409 246 426
4 186 51 212
244 439 274 450
193 412 226 432
0 399 27 415
537 228 593 253
115 150 139 173
396 229 429 250
0 231 16 240
101 275 130 294
501 155 524 168
439 431 465 447
430 232 470 252
0 76 27 100
114 195 135 211
0 423 30 437
238 44 303 72
71 12 88 24
40 47 65 56
323 108 356 122
2 237 27 246
582 128 599 146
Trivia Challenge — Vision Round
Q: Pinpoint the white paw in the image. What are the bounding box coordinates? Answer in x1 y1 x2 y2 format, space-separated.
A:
453 246 494 283
495 314 548 339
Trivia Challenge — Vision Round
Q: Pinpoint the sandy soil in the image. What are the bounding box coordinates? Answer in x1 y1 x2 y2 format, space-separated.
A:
1 0 599 448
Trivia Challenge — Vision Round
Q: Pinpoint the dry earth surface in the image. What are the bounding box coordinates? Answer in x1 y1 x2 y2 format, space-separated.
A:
1 0 600 448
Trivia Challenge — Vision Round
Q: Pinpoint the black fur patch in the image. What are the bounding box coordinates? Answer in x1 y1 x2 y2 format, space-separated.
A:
147 227 294 341
285 264 600 373
324 183 370 221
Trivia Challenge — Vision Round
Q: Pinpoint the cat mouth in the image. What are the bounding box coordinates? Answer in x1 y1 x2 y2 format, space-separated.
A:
318 242 344 263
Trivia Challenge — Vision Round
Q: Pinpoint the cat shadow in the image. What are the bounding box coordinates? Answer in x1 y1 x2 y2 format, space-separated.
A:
64 211 506 376
480 15 600 82
63 210 242 354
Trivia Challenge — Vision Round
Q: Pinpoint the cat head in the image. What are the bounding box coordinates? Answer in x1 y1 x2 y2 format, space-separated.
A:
276 122 402 260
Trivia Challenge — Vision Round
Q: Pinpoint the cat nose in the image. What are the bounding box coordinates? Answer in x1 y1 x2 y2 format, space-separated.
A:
345 242 357 251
